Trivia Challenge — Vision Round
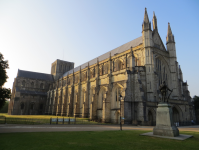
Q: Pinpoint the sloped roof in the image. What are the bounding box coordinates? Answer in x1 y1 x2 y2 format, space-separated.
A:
61 36 142 78
17 69 54 81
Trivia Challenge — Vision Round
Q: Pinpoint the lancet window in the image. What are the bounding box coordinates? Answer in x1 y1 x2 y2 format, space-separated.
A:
90 68 95 78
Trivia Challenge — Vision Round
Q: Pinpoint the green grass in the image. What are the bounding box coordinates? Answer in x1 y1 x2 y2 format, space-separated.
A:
0 113 79 119
0 113 100 125
0 130 198 150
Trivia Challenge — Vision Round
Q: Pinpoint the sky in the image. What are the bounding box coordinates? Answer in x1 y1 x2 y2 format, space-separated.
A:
0 0 199 97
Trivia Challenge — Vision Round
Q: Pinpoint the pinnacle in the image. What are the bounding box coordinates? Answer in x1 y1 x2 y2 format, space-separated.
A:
167 22 173 36
144 8 149 23
153 11 156 19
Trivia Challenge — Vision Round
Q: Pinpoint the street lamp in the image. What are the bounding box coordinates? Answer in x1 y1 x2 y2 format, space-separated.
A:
119 94 122 131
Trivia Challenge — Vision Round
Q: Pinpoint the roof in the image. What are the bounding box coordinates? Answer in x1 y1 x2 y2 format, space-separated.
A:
16 87 47 96
17 69 54 81
61 36 142 78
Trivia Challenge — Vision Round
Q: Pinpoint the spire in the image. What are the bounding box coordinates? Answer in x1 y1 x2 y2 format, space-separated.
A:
144 8 149 23
142 8 151 31
167 23 172 35
152 11 158 31
166 22 175 44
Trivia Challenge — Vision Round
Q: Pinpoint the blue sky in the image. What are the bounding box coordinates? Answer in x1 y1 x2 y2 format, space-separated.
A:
0 0 199 97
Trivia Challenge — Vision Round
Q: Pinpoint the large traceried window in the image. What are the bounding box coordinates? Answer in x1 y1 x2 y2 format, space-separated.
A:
156 57 168 87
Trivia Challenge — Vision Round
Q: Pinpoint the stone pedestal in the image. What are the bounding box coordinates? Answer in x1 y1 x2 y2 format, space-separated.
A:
153 103 179 137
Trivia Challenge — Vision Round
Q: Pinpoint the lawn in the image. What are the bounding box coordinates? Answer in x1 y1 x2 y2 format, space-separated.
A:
0 113 99 125
0 130 198 150
0 113 87 119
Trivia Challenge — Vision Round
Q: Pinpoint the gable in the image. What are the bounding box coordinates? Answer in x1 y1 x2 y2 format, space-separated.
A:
152 31 166 51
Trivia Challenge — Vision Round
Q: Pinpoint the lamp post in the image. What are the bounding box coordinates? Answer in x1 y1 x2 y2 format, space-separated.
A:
119 94 122 131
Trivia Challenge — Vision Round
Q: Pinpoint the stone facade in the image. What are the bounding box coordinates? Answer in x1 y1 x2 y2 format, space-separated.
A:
8 59 74 115
9 9 194 125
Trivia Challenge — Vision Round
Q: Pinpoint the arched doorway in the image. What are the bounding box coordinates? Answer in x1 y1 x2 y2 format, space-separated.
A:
148 110 155 125
148 111 153 121
172 107 180 123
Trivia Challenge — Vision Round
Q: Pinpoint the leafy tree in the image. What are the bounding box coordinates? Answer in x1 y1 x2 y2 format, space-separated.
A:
193 95 199 110
0 100 9 113
0 53 11 110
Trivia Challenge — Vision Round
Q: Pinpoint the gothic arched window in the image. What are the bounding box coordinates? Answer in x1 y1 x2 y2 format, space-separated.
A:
21 103 24 110
31 82 34 88
40 104 43 110
22 80 25 87
40 83 44 89
113 61 115 72
30 103 34 110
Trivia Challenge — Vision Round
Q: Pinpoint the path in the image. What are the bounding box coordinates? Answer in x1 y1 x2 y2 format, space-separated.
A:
0 124 198 133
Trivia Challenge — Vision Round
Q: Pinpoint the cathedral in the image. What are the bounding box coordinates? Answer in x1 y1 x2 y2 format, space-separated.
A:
8 9 194 125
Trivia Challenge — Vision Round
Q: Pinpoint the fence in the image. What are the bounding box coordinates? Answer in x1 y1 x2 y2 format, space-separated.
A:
49 117 103 125
0 116 119 125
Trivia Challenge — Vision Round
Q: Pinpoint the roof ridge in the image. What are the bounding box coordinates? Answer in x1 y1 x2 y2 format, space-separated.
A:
18 69 52 76
61 36 142 79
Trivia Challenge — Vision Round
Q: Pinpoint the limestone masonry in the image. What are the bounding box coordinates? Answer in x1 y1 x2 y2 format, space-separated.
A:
8 9 195 125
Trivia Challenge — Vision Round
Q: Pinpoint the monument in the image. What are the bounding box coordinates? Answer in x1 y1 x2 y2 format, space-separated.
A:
153 81 179 137
141 81 193 140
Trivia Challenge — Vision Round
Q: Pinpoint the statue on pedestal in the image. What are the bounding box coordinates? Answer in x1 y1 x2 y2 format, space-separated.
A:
153 81 179 137
159 81 173 103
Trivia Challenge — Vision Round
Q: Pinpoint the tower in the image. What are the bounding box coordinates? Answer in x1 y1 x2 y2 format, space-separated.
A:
142 8 154 101
166 23 178 99
51 59 74 80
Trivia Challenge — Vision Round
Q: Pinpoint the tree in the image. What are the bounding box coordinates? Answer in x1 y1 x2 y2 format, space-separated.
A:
0 53 11 110
193 95 199 110
0 100 9 113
